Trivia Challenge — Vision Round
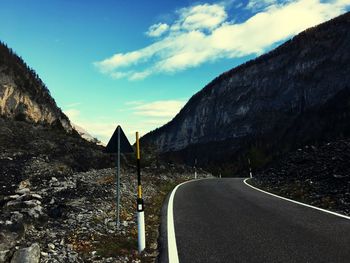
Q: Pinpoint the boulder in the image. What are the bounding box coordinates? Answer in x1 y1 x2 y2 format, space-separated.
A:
10 243 40 263
0 229 17 263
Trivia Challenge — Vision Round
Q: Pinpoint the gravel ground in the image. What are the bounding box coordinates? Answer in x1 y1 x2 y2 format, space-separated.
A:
251 139 350 216
0 157 211 262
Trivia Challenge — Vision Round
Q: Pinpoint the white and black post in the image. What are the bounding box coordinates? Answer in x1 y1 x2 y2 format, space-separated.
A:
136 132 146 253
248 158 253 179
194 158 197 179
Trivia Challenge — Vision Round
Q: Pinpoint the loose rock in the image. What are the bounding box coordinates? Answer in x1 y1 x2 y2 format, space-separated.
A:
10 243 40 263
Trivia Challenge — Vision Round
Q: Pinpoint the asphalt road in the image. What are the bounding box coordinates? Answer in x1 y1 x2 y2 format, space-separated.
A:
160 178 350 263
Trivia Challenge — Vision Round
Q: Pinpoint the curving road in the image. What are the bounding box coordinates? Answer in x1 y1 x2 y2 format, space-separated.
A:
159 178 350 263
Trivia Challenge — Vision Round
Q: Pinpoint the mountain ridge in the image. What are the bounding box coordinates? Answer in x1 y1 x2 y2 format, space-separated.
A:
0 41 72 132
141 11 350 174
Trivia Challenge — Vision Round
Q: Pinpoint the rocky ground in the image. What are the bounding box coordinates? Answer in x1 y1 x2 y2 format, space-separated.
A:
0 157 211 263
0 118 212 262
0 118 111 196
251 139 350 216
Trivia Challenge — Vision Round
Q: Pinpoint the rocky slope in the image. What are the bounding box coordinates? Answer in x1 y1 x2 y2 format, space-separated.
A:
0 118 112 195
0 42 71 132
251 138 350 216
0 160 210 263
142 12 350 174
0 115 211 262
72 123 102 145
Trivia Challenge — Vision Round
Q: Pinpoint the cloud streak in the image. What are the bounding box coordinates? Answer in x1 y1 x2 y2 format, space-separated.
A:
95 0 350 80
245 0 280 11
63 99 187 144
131 100 186 118
64 108 80 119
146 23 169 37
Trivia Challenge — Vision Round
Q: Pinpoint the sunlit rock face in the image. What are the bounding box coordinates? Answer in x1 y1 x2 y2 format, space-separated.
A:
142 12 350 168
0 42 72 132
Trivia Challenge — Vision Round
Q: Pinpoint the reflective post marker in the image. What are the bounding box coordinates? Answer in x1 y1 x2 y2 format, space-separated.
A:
194 158 197 179
136 132 146 253
248 158 253 178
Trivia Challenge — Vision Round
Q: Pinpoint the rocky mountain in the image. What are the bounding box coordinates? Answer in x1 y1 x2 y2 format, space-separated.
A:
142 12 350 175
0 42 114 195
0 42 72 131
71 123 102 145
252 138 350 216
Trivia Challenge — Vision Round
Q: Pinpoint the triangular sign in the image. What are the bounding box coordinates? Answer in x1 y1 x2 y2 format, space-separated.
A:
106 125 134 153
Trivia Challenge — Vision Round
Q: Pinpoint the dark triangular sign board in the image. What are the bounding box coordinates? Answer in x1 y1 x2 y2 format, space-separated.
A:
106 125 134 154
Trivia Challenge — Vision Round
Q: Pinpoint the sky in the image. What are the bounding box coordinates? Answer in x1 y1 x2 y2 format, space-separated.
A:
0 0 349 144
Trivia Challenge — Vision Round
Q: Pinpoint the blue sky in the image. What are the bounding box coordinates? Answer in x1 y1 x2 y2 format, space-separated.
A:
0 0 349 143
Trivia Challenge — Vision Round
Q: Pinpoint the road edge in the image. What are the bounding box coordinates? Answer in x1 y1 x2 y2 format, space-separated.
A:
157 189 171 263
157 180 193 263
158 178 213 263
166 180 193 263
243 178 350 220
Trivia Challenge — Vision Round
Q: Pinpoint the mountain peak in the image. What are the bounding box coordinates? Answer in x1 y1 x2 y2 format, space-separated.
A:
0 41 72 132
141 11 350 173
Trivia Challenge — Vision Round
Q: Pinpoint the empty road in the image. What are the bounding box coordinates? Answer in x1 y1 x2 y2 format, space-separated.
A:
159 178 350 263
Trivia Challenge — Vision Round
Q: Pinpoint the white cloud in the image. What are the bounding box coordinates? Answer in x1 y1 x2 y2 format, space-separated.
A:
210 0 348 55
129 70 152 80
146 23 169 37
64 102 81 108
64 108 119 144
95 0 350 80
94 51 145 73
64 109 80 119
62 100 187 144
246 0 280 11
73 121 117 143
132 100 186 118
64 108 114 143
174 3 227 31
124 100 144 106
111 71 131 79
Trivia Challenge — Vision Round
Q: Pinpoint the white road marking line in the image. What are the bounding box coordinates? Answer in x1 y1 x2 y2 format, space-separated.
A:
167 181 187 263
243 178 350 220
167 178 213 262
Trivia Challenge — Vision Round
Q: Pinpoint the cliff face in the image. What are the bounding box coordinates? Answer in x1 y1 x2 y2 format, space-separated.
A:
0 42 72 131
142 12 350 172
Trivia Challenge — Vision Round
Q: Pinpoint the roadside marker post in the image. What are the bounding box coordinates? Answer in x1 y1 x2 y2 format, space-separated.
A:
136 132 146 253
106 125 133 230
194 158 197 179
248 158 253 178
